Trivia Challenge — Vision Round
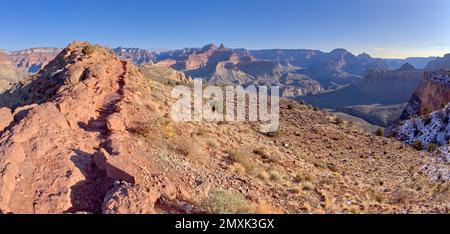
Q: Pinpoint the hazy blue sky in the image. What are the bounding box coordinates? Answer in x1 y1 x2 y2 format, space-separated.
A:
1 0 449 58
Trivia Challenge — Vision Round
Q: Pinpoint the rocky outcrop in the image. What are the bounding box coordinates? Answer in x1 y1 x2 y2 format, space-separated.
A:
0 107 13 132
391 104 450 146
399 69 450 120
138 63 193 84
389 70 450 182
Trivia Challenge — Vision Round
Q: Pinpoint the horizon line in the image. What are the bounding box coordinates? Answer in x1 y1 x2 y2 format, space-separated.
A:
1 42 447 60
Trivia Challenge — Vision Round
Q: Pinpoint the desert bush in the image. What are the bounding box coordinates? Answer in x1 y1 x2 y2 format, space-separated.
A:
326 163 338 172
257 171 270 180
265 128 282 138
375 128 385 137
427 143 438 152
177 136 208 164
335 117 343 125
302 182 315 191
413 140 423 151
293 175 303 183
289 186 302 194
200 189 255 214
130 122 153 137
228 150 258 175
269 170 282 182
375 194 384 203
423 114 432 125
82 45 96 56
287 103 296 110
253 147 267 156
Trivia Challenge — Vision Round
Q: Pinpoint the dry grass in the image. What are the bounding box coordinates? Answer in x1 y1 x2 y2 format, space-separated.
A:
228 150 259 176
200 189 256 214
177 136 209 164
301 182 315 191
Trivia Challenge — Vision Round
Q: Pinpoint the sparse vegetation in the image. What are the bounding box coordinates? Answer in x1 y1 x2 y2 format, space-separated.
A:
82 45 96 56
228 150 258 175
257 171 270 180
269 170 282 182
427 143 438 152
253 147 267 156
423 114 432 125
375 128 385 137
302 182 315 191
130 122 152 137
375 194 384 203
177 136 208 164
265 128 282 138
413 140 423 151
326 163 338 172
200 189 255 214
287 103 296 110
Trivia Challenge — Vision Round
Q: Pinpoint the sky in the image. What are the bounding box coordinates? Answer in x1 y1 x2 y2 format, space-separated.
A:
0 0 449 58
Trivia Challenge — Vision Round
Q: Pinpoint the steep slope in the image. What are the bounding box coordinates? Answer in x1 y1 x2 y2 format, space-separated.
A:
10 48 60 73
389 70 450 181
399 69 450 120
0 42 447 214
